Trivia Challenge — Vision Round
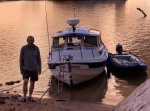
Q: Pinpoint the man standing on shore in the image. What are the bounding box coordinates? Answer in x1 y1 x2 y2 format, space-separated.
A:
19 36 41 102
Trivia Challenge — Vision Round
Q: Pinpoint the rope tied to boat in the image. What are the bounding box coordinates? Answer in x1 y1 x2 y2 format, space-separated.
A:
0 58 61 92
27 75 57 111
28 58 70 111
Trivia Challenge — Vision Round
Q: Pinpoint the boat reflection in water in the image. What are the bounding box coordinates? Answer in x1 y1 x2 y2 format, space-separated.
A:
48 71 108 102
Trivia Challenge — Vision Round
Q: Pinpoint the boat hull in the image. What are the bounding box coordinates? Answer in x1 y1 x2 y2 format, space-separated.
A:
49 62 107 87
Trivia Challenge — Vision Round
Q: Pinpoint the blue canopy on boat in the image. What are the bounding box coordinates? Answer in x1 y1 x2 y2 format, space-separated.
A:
52 27 100 38
52 33 99 38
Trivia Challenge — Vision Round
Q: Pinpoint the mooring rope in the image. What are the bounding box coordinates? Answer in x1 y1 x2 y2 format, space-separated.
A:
27 87 49 111
0 57 61 92
0 84 23 92
28 76 57 111
28 57 70 111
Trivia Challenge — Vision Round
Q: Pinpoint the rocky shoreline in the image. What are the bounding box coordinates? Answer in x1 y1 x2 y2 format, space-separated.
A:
1 78 150 111
0 93 115 111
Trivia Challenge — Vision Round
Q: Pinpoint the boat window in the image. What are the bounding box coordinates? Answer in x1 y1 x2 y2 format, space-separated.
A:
84 37 97 47
98 36 103 46
66 37 81 46
52 37 65 48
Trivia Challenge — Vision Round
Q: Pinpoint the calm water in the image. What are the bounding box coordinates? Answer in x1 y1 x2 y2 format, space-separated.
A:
0 0 150 106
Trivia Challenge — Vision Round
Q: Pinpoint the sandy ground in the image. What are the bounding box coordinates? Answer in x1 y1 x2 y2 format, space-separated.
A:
0 72 116 111
0 93 115 111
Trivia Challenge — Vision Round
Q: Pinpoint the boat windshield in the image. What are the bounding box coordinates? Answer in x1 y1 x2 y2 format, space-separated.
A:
52 37 65 48
52 36 99 49
84 37 97 47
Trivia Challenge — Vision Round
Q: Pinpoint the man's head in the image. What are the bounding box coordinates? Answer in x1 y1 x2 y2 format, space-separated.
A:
27 36 34 46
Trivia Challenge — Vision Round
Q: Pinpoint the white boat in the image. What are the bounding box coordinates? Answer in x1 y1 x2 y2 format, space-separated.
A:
48 18 108 87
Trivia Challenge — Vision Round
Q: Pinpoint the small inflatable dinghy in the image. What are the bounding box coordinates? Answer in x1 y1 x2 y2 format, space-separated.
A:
107 44 147 73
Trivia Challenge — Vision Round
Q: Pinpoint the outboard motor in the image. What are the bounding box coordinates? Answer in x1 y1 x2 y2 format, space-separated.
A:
116 43 123 54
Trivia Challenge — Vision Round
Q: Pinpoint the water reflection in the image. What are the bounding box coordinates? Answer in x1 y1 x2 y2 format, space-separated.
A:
112 71 147 86
111 71 147 97
48 71 108 102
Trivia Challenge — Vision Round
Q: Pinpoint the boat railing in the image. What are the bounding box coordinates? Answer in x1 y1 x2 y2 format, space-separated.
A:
50 45 62 60
84 43 96 58
66 44 81 50
51 43 98 60
52 44 64 49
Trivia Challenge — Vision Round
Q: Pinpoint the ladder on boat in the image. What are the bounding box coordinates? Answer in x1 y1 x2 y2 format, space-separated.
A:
57 55 72 98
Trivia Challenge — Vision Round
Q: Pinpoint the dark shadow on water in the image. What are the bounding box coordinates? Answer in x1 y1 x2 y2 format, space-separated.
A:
48 71 108 102
112 71 148 86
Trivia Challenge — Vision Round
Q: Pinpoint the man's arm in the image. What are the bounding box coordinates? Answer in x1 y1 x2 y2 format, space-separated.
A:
19 47 24 74
37 47 42 74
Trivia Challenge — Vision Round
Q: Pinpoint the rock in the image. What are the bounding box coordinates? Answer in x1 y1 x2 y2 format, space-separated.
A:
0 83 2 86
11 95 19 100
17 103 21 106
5 80 21 85
5 81 15 85
0 98 5 104
15 80 20 83
114 79 150 111
0 96 10 100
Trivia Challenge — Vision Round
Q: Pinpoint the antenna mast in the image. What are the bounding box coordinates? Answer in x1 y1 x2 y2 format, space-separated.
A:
74 7 75 18
45 1 51 55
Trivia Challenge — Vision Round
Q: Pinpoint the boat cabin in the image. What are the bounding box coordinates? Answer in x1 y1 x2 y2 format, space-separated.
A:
52 32 101 49
50 18 105 60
